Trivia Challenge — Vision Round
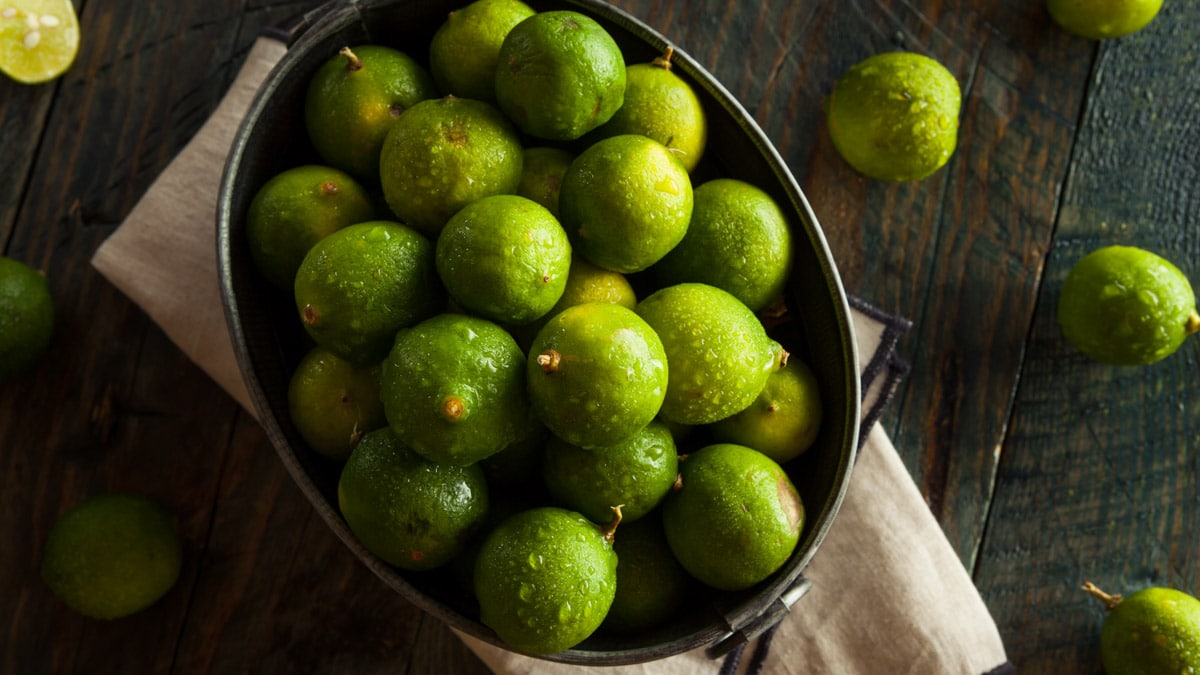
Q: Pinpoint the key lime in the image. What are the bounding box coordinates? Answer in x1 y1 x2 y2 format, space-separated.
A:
517 146 575 218
1057 245 1200 365
710 358 823 463
41 492 182 620
0 256 53 382
602 515 691 634
429 0 536 101
0 0 79 84
1047 0 1163 39
826 51 961 182
287 345 386 461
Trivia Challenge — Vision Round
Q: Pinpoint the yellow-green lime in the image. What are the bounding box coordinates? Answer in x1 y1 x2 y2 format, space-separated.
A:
517 146 575 218
435 194 571 326
295 220 442 365
662 443 803 590
1083 582 1200 675
827 51 961 182
588 47 707 173
0 0 79 84
305 45 437 182
509 253 636 350
287 345 386 461
246 164 375 291
379 96 523 235
428 0 536 101
0 256 53 382
559 134 693 273
710 358 823 463
380 313 530 466
474 506 618 654
338 427 489 571
654 178 792 312
494 10 626 140
527 302 667 449
41 492 182 620
636 283 785 425
1047 0 1163 39
1057 245 1200 365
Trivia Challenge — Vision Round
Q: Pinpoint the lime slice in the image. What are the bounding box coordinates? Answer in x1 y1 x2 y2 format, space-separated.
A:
0 0 80 84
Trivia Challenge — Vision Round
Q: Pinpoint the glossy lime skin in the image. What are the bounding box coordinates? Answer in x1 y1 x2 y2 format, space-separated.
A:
246 165 375 291
710 359 823 464
662 443 804 591
827 51 961 182
379 97 523 235
338 428 488 571
517 146 575 218
305 45 437 182
654 178 792 312
381 314 530 466
542 420 678 523
495 10 626 141
436 194 571 326
559 134 693 273
474 507 617 654
636 283 783 425
294 221 442 365
527 303 668 449
0 256 53 382
1100 587 1200 675
287 345 385 461
1057 245 1199 365
602 515 691 634
428 0 535 101
41 493 181 620
1047 0 1163 40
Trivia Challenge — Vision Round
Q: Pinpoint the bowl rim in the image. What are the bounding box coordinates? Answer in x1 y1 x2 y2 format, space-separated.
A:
216 0 861 664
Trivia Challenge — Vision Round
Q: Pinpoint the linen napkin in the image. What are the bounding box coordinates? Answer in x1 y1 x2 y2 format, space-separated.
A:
90 35 1014 675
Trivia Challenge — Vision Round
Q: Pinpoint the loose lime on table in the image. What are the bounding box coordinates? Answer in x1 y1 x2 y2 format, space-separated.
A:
1057 245 1200 365
826 51 961 182
0 256 53 382
41 492 182 620
0 0 79 84
1047 0 1163 40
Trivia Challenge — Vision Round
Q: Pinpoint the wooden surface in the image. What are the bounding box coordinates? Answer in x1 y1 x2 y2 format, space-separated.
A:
2 0 1197 672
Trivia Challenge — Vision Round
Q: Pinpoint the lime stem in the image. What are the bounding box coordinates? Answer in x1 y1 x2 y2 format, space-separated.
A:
339 46 363 72
652 45 674 70
1185 312 1200 335
536 349 561 373
440 395 466 422
1082 581 1123 610
601 504 624 542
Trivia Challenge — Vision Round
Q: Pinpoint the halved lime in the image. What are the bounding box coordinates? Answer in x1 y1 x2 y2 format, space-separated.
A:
0 0 79 85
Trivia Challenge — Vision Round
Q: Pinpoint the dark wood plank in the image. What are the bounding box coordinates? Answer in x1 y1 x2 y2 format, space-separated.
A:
973 1 1200 670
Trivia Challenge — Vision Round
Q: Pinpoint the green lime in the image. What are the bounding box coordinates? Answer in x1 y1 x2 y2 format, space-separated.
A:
509 253 636 350
1058 245 1200 365
662 443 803 590
588 47 707 172
542 420 678 523
379 96 523 235
494 10 626 140
295 220 443 365
517 146 575 218
527 302 667 449
1047 0 1163 39
1083 582 1200 675
380 313 530 466
305 45 437 182
428 0 536 101
710 358 823 463
0 0 79 84
338 427 488 570
0 256 53 382
474 506 618 654
602 515 691 634
826 51 961 182
435 194 572 326
654 178 792 312
287 345 386 461
41 492 182 619
246 164 375 291
559 134 693 273
636 283 785 425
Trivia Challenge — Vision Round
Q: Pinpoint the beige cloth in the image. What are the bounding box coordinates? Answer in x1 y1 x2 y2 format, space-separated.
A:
90 36 1011 675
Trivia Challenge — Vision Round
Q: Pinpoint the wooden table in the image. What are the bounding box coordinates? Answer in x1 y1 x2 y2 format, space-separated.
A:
3 0 1196 672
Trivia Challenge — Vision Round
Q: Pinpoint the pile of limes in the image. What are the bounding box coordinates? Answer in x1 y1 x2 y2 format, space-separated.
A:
245 0 824 655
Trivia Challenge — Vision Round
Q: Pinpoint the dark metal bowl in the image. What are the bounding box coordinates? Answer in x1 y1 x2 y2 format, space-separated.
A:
217 0 860 664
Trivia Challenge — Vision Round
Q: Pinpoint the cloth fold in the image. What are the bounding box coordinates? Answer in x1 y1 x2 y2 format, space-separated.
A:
91 35 1012 674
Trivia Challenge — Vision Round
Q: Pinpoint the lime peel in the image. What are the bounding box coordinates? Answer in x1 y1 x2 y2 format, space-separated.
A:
0 0 80 84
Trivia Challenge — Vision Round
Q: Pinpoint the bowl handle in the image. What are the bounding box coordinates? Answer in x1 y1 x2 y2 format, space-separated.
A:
705 576 813 660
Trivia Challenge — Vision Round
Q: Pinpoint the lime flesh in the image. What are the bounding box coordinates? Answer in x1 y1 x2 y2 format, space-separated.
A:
0 0 79 84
